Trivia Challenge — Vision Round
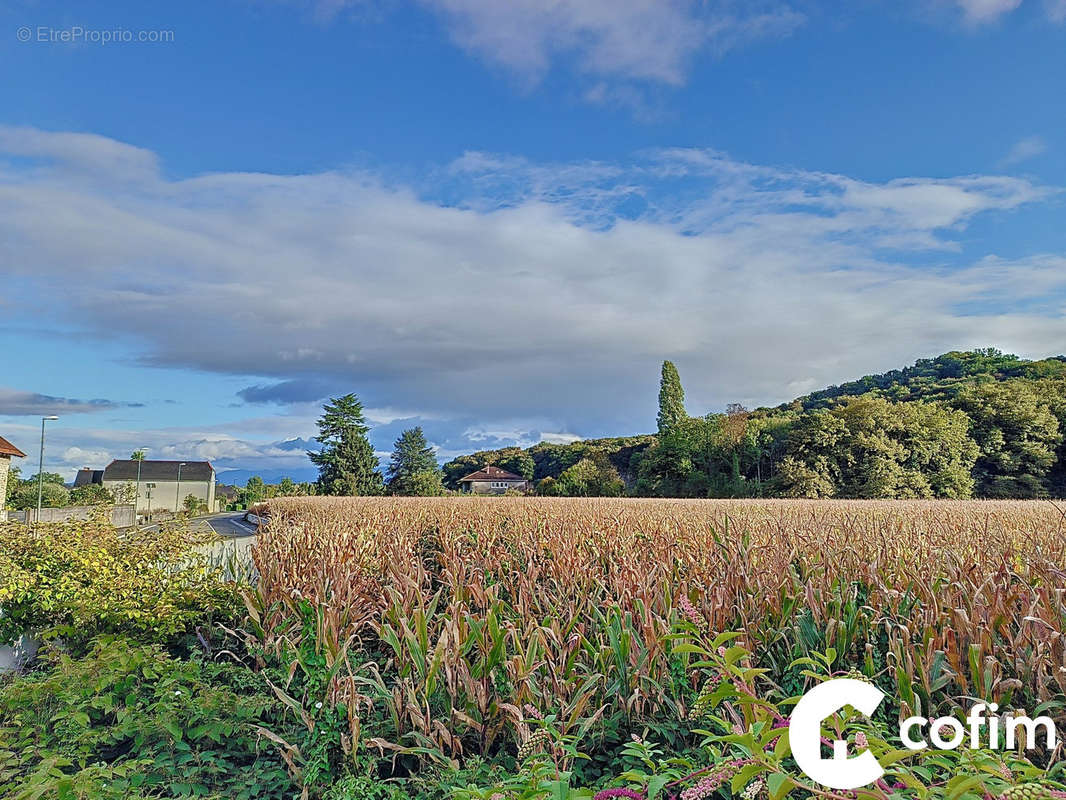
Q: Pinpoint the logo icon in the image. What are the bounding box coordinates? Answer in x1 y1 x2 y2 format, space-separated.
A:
789 678 885 790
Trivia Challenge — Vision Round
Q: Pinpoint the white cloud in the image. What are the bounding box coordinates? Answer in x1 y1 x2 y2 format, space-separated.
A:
0 125 159 183
418 0 803 85
999 135 1048 167
303 0 802 89
60 447 114 467
0 418 320 481
946 0 1066 23
1 125 1065 447
539 432 584 445
953 0 1023 23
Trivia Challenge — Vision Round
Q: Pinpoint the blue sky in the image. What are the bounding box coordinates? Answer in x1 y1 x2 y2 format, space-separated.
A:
1 0 1065 482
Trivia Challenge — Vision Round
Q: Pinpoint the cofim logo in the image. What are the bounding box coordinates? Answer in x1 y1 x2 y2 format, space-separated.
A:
789 678 1058 791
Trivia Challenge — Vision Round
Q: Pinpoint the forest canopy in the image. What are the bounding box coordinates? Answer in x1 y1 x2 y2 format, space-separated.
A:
441 349 1066 499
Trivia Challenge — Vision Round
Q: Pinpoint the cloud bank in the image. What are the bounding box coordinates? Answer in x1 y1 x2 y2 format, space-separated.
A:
2 125 1065 444
0 387 137 416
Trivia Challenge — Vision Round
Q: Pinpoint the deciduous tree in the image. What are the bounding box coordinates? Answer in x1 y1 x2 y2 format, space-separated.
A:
951 382 1062 497
657 360 687 433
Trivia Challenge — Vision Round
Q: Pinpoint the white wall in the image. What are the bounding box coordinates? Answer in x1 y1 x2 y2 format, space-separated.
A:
105 479 214 513
0 457 10 509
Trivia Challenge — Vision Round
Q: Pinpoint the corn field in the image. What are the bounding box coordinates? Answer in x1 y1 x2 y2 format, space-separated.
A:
249 497 1066 762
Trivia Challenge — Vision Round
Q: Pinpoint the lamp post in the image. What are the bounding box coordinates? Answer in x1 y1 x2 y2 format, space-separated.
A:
36 416 59 524
145 483 155 522
175 462 186 514
133 449 148 523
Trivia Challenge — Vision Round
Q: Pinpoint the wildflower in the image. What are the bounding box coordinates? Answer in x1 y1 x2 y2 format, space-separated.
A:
174 690 182 696
314 701 323 710
854 732 868 748
998 785 1053 800
741 776 765 800
678 595 707 633
517 728 550 760
523 703 544 720
691 675 721 718
680 759 752 800
593 790 646 800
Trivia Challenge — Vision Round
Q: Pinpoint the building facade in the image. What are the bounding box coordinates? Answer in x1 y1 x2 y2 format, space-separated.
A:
0 436 27 508
96 459 216 514
457 465 531 494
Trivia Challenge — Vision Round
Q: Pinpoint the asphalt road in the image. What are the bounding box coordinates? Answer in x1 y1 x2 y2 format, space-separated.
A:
204 511 259 538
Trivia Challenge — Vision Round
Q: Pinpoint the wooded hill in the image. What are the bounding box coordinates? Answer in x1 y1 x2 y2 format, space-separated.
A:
441 349 1066 499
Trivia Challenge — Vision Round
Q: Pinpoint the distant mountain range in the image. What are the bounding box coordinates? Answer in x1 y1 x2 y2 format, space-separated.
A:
216 467 319 487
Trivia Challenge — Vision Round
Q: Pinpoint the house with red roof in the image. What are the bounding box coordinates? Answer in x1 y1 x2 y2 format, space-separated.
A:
457 465 531 494
0 436 27 509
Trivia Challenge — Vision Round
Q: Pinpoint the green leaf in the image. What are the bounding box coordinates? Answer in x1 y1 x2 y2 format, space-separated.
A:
161 720 184 741
731 762 766 794
647 775 670 800
768 772 794 800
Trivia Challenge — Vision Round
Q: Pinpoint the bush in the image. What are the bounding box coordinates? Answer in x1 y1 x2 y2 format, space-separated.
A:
0 636 297 799
8 481 69 511
69 484 115 507
0 518 242 647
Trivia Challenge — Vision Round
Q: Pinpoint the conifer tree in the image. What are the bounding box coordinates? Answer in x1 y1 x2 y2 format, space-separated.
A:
310 394 384 495
386 427 442 495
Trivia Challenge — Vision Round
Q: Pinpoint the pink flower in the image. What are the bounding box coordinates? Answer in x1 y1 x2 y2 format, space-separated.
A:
678 595 707 632
679 759 753 800
854 732 868 748
594 790 646 800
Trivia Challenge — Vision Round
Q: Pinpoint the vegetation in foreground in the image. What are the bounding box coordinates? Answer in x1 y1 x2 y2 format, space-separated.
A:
4 497 1066 799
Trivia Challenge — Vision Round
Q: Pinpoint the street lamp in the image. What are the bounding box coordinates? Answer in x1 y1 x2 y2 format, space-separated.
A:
133 449 148 522
176 462 186 513
36 416 59 524
145 483 155 522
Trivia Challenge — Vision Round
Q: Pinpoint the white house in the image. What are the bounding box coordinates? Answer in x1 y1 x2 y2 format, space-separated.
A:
98 459 216 514
458 465 531 494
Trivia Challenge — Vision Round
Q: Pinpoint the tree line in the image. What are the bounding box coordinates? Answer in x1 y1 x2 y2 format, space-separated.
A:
440 349 1066 499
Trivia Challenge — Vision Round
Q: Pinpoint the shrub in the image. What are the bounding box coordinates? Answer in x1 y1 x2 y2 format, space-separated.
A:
0 518 242 647
0 636 297 799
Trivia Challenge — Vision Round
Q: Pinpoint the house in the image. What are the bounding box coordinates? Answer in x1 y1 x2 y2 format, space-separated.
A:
458 465 531 494
97 459 216 514
0 436 27 507
73 468 104 488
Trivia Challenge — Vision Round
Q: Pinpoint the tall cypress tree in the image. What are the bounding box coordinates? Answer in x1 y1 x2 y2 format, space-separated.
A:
309 394 384 495
386 427 441 495
657 360 687 433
